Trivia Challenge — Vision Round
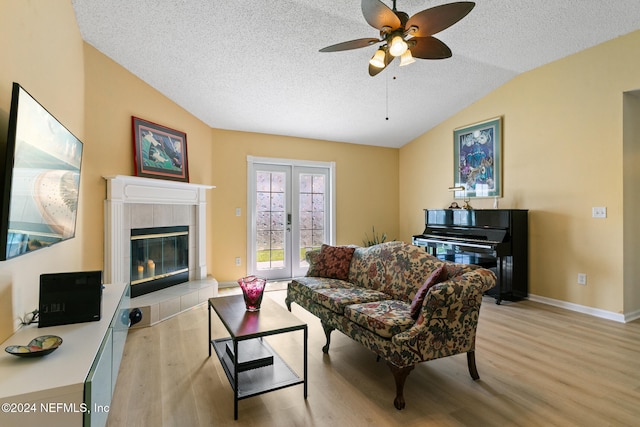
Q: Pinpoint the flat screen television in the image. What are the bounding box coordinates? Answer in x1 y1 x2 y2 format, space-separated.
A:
0 83 84 261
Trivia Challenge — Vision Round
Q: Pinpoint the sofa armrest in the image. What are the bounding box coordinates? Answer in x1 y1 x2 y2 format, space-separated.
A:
305 249 321 272
390 269 496 363
448 267 496 293
443 260 483 278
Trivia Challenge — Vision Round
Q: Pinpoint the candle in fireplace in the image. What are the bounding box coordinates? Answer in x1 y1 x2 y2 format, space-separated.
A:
137 265 144 279
148 260 155 277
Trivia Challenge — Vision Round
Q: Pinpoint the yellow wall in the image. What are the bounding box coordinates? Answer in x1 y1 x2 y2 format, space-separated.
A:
82 43 216 271
400 30 640 315
0 0 86 340
623 91 640 314
210 130 399 282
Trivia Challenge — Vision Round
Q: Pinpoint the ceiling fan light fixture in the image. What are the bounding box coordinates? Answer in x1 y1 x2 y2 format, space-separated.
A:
319 0 476 76
399 49 415 66
389 35 408 57
369 48 386 68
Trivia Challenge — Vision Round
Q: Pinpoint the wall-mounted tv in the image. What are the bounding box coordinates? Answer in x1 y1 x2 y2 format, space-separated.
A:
0 83 83 261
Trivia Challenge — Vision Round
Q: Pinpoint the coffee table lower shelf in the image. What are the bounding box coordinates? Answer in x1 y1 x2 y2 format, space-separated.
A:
211 337 304 400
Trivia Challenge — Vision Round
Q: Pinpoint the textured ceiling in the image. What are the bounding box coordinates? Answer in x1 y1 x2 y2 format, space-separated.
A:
71 0 640 148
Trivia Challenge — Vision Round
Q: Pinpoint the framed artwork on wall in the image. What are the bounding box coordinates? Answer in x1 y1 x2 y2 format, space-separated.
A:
453 116 502 198
132 116 189 182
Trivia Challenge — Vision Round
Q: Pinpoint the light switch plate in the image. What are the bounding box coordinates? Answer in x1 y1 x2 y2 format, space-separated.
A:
578 273 587 285
592 207 607 218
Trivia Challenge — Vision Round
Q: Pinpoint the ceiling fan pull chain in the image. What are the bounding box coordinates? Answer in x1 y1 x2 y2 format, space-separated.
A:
385 72 389 120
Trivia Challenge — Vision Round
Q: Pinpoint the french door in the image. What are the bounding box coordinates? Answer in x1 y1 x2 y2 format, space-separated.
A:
247 157 335 280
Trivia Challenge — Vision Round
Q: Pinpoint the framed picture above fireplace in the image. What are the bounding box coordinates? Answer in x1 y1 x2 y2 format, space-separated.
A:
132 116 189 182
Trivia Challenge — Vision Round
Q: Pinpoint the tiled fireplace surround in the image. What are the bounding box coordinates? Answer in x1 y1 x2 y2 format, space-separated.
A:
104 175 217 327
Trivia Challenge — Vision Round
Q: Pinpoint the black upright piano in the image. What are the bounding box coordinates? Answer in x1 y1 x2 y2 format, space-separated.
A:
412 209 528 304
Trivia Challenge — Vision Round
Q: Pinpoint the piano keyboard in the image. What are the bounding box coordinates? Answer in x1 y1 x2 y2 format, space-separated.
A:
414 236 499 250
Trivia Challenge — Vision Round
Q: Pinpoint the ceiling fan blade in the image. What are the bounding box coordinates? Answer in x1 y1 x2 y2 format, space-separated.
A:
320 38 380 52
405 2 475 37
368 50 395 77
409 36 452 59
361 0 401 31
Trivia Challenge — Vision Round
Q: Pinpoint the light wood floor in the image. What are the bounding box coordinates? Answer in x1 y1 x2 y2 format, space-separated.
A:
106 290 640 427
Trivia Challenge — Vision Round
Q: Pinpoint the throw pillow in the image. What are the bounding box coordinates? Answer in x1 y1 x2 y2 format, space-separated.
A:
306 244 356 280
409 265 448 320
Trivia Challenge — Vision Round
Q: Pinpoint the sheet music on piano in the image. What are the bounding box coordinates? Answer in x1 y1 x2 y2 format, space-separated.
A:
412 209 528 304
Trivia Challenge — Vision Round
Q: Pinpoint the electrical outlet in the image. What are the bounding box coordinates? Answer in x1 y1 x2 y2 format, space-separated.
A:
577 273 587 285
592 207 607 218
235 257 241 266
235 207 241 217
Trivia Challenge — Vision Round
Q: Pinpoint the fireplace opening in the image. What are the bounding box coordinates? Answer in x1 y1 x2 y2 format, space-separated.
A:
130 225 189 297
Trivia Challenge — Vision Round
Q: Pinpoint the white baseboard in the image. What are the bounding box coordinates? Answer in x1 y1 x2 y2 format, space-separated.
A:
623 308 640 323
528 294 636 323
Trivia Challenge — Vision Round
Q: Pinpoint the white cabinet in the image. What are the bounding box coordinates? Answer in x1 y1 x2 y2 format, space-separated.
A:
110 301 129 394
0 283 129 427
85 328 113 427
84 283 129 427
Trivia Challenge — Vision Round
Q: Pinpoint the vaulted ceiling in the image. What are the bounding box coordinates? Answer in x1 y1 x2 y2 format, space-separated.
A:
72 1 640 148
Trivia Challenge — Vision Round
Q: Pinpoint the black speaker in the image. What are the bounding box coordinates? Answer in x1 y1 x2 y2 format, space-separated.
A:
129 308 143 326
38 271 103 328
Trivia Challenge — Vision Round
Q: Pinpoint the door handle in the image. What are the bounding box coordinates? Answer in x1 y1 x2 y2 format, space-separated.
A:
287 213 291 232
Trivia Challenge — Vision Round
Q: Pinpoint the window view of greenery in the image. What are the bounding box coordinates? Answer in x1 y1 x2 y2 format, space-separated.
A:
256 171 286 269
298 173 325 267
255 171 325 269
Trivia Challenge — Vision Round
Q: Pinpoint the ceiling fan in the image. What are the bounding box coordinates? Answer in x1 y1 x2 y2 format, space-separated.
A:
319 0 475 76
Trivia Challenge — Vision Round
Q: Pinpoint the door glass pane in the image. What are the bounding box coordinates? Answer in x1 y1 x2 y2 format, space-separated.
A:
299 173 325 267
256 172 271 191
256 171 286 271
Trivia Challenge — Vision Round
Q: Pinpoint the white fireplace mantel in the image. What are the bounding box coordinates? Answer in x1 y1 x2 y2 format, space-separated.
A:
104 175 215 286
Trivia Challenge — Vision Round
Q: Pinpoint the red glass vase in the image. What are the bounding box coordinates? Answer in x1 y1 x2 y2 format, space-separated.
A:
237 276 266 311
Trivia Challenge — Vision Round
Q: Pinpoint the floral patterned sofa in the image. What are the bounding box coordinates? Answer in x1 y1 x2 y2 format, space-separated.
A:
285 241 496 410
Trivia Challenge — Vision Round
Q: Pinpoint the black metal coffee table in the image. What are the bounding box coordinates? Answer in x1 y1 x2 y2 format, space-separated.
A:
208 294 308 420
